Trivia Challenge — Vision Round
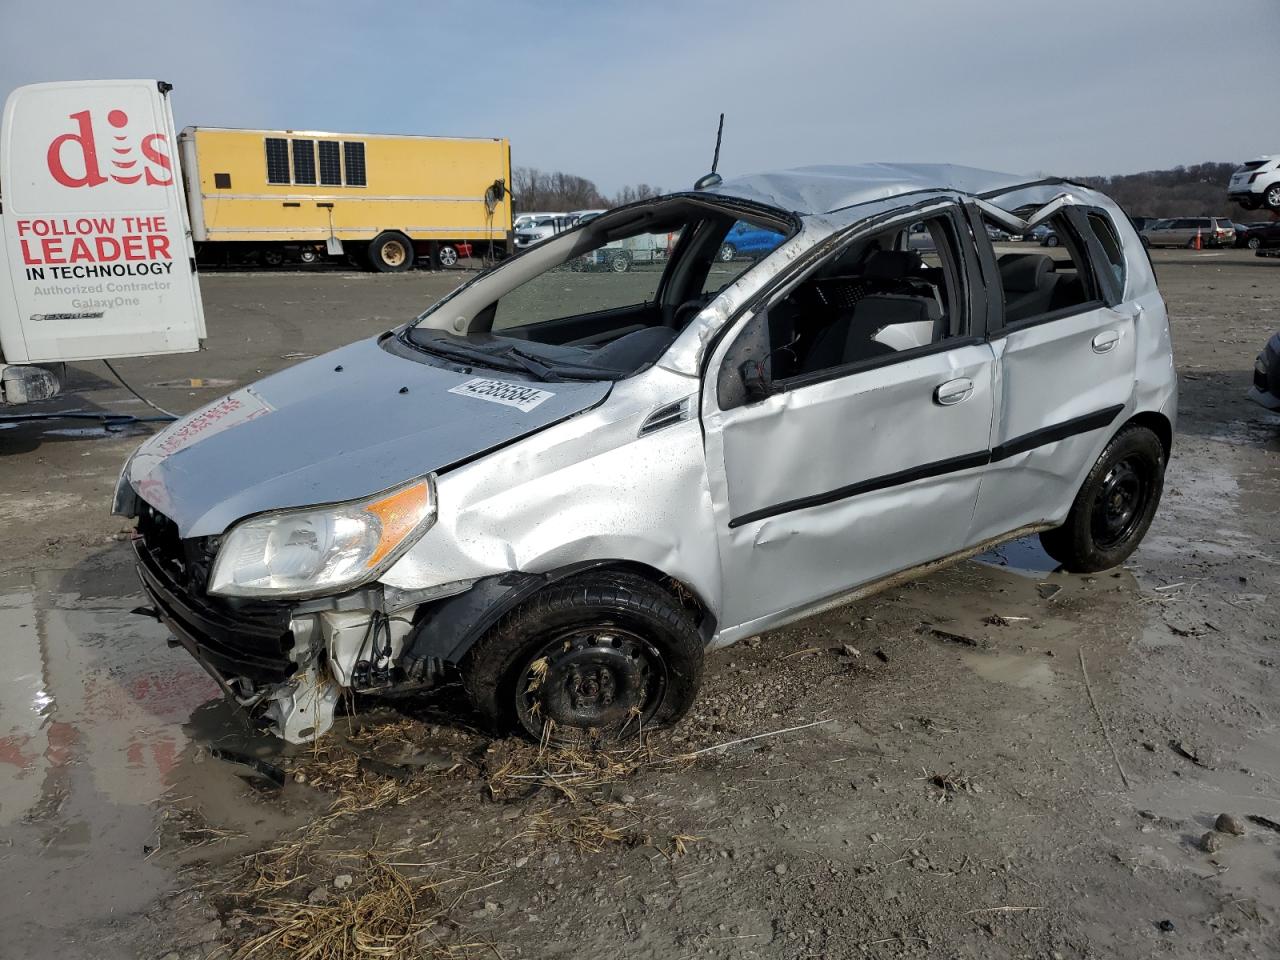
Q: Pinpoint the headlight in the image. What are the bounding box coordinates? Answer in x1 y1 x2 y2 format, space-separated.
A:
208 477 436 598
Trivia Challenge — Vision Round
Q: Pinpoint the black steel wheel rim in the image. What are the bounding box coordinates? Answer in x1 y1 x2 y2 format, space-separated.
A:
514 625 669 739
1091 456 1150 550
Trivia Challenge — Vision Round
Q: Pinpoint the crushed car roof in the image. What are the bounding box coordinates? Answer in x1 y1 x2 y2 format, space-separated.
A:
699 163 1058 216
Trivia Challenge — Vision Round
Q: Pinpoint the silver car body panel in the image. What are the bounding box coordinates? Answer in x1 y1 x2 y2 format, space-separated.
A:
120 164 1177 739
127 336 611 537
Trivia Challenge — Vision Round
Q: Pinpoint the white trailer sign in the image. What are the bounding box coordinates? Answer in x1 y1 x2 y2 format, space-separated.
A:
0 79 205 368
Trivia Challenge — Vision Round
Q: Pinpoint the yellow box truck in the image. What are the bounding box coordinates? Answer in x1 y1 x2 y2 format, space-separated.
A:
178 127 512 270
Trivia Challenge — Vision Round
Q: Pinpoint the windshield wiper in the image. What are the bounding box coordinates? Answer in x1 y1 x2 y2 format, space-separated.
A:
405 334 551 380
501 346 558 380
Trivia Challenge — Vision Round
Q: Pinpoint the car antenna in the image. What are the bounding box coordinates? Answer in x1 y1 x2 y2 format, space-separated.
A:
694 113 725 190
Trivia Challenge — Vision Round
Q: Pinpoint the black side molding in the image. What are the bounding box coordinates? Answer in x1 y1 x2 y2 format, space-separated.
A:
728 404 1124 529
990 405 1124 462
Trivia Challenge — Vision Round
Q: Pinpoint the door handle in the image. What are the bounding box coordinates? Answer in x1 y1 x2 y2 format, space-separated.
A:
934 378 973 405
1092 330 1120 353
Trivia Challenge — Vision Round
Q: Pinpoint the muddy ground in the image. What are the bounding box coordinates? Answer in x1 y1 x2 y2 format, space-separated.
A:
1 248 1277 960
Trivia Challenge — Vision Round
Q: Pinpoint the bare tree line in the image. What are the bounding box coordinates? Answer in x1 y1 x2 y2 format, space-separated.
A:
1074 162 1248 219
516 161 1256 221
512 166 662 212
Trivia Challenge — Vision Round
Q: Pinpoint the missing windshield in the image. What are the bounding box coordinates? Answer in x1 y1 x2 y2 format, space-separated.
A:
404 198 796 381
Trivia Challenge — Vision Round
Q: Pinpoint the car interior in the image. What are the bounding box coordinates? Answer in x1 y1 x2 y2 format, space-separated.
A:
986 211 1093 325
407 198 793 378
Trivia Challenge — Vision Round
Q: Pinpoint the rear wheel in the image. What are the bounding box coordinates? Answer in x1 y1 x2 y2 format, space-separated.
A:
368 231 414 272
1039 425 1165 573
609 252 632 273
261 247 285 267
1044 234 1060 248
718 242 736 262
463 572 704 743
298 247 320 264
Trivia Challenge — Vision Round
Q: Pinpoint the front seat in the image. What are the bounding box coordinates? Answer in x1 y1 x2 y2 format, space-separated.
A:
801 294 937 374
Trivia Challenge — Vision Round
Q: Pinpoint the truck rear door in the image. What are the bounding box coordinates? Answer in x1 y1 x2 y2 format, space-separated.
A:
0 79 205 364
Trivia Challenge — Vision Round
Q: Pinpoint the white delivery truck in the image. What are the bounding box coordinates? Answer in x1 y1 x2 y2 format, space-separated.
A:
0 79 205 405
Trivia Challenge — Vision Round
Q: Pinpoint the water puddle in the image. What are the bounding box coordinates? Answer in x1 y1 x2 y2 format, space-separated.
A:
974 535 1060 578
958 649 1058 696
1130 733 1280 912
0 559 299 958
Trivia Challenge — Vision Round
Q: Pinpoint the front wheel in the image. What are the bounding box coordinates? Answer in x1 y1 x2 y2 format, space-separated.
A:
1039 424 1165 573
463 572 704 743
609 253 631 273
1044 234 1060 248
1248 237 1262 250
1265 184 1280 212
718 243 736 262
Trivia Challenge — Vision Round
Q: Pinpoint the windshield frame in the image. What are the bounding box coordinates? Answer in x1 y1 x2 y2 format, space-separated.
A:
400 194 799 382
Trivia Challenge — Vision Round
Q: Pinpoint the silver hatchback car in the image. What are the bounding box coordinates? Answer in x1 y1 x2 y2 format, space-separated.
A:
116 164 1176 743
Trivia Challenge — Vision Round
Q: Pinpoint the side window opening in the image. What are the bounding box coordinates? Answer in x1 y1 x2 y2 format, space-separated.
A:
701 220 787 296
983 210 1096 327
721 211 968 405
1085 211 1126 294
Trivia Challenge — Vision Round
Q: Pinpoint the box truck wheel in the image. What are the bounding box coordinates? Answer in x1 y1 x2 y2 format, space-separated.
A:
261 247 285 267
369 231 415 272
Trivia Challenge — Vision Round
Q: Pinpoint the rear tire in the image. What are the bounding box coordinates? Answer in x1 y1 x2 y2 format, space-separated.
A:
261 247 285 267
368 231 414 272
1044 235 1060 248
609 253 632 273
1039 425 1165 573
463 572 704 743
436 244 459 268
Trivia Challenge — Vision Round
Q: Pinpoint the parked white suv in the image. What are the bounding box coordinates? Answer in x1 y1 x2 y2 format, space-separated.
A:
117 164 1176 745
1228 156 1280 211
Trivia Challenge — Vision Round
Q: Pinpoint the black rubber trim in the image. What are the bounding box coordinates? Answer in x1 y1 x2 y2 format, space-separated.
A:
990 404 1124 461
727 404 1124 528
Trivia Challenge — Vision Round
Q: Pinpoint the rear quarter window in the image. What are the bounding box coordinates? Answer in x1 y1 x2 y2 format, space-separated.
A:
1085 211 1127 295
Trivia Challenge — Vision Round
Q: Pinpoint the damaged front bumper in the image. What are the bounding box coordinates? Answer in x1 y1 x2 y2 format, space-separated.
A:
130 505 489 743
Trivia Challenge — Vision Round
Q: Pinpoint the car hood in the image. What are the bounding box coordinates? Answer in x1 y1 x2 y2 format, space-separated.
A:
127 336 611 537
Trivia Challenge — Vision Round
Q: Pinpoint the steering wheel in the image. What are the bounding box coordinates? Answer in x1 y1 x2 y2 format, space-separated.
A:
672 298 709 329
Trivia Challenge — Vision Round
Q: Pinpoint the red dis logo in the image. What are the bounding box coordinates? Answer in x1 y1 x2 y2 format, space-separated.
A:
46 109 172 188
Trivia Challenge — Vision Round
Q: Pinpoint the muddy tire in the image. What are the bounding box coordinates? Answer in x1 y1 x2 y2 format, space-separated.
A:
368 231 414 272
462 572 703 743
1039 424 1165 573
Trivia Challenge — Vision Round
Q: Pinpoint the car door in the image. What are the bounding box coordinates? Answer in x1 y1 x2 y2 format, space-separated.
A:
701 204 998 636
967 204 1137 546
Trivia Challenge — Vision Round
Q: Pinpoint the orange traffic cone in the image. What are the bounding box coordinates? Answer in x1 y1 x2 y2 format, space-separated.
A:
1194 227 1202 250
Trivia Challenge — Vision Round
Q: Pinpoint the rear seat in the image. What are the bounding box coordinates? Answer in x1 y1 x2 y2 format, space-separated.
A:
998 253 1060 324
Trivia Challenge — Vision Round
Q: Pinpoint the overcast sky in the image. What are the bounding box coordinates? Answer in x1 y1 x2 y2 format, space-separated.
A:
3 0 1276 194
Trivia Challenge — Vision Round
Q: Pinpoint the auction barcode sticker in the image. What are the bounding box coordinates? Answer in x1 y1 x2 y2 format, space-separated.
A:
448 377 554 412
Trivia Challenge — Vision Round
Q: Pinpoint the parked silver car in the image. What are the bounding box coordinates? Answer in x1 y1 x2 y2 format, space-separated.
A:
116 164 1176 744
